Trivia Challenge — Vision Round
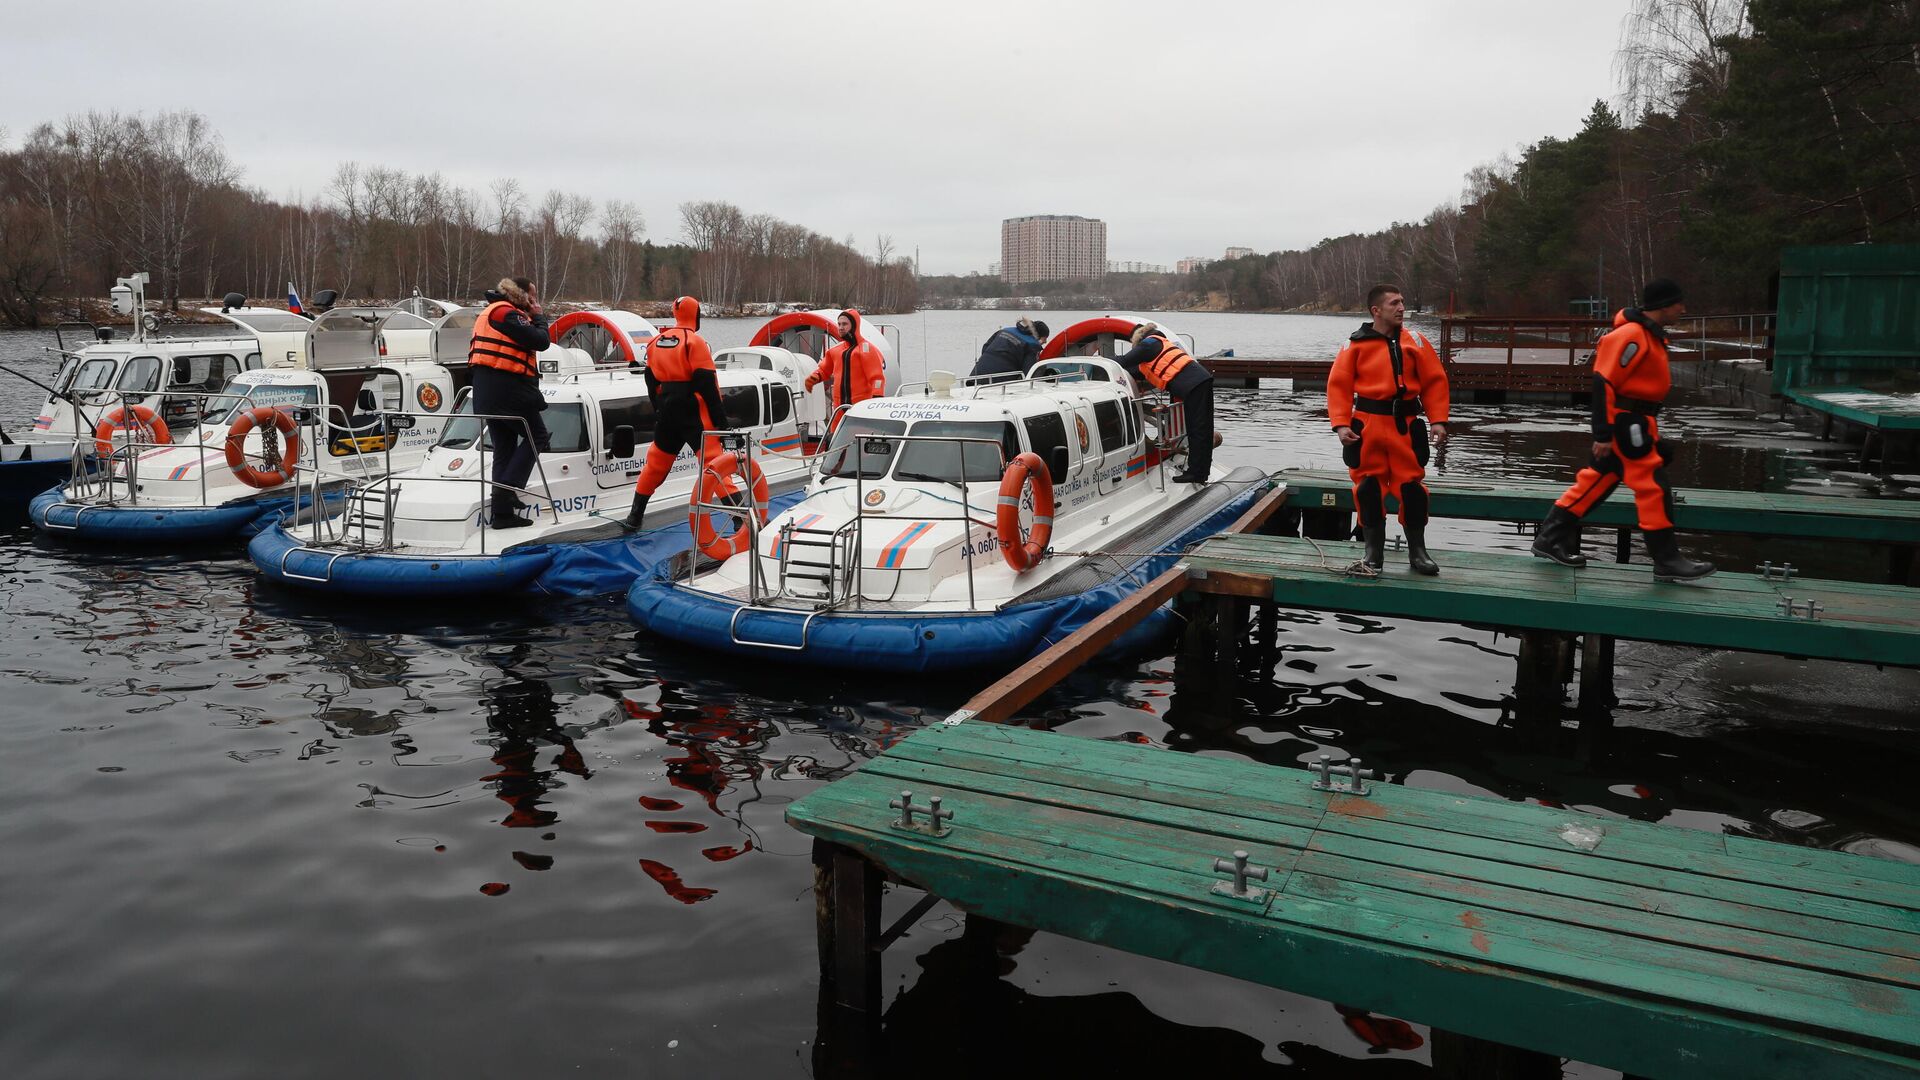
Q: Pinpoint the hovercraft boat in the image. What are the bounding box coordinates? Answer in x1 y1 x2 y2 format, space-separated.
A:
627 316 1271 673
29 296 465 543
247 309 894 597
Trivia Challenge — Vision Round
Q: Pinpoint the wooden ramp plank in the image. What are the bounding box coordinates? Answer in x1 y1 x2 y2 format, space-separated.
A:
1183 536 1920 667
789 724 1920 1079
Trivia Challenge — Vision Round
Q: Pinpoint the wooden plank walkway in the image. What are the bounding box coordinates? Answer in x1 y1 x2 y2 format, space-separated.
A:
792 722 1920 1079
1278 467 1920 545
1785 387 1920 432
1183 534 1920 668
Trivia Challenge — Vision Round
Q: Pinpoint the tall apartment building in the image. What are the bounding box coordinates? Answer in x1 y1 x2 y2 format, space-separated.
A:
1000 215 1107 288
1224 246 1256 260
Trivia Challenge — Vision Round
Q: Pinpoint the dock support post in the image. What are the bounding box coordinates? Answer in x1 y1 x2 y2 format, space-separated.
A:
1515 631 1574 706
1578 633 1616 717
1614 527 1632 564
1253 600 1279 673
1429 1028 1561 1079
812 839 882 1078
1893 544 1916 587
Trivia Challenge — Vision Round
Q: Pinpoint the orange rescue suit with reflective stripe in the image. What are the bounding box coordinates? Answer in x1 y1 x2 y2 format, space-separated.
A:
1327 329 1450 428
644 325 716 383
1139 341 1194 389
468 301 540 376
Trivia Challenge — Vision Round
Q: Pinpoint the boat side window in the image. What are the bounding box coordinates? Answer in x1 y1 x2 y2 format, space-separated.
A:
438 397 483 449
1131 400 1147 447
244 352 262 371
171 354 243 394
542 403 589 453
721 384 762 428
599 396 656 443
115 356 163 392
822 416 906 478
69 358 118 392
1022 412 1071 481
767 385 793 425
1093 399 1126 454
894 420 1015 484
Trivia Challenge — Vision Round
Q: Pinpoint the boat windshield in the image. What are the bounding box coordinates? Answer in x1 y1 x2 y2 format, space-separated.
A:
202 379 322 425
892 420 1016 485
64 357 120 394
821 416 906 479
437 399 589 453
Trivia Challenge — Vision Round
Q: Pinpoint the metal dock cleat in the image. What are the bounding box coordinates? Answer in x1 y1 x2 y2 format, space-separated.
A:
888 790 954 838
1210 849 1272 902
1757 561 1798 582
1775 597 1825 621
1311 754 1375 796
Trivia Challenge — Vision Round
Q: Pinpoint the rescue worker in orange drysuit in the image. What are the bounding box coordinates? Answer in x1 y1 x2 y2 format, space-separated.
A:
624 296 730 527
805 310 886 432
1531 278 1714 581
1329 284 1451 574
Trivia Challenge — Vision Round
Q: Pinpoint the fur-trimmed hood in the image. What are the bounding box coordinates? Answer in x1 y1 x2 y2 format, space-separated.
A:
495 277 534 310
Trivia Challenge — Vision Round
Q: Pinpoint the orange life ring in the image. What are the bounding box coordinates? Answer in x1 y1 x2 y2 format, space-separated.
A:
224 406 302 489
996 451 1054 572
690 451 770 560
92 404 171 458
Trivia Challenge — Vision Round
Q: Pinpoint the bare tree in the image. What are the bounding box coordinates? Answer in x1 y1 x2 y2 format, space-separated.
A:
601 198 642 306
1615 0 1749 120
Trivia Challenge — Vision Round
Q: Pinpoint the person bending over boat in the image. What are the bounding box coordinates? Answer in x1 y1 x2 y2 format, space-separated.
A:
625 296 731 528
1328 284 1450 575
804 310 885 432
968 316 1051 382
1532 279 1713 581
469 276 552 529
1117 323 1215 484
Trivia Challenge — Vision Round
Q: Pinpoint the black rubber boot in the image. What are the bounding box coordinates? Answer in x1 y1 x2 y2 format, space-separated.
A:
1405 526 1439 575
1362 526 1385 569
624 490 651 529
1644 528 1715 582
491 503 533 529
1531 506 1588 567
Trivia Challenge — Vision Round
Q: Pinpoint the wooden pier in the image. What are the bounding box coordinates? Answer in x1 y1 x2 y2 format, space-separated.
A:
1275 467 1920 584
795 722 1920 1078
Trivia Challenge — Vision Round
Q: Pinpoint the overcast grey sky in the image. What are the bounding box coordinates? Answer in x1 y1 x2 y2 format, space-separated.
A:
4 0 1628 275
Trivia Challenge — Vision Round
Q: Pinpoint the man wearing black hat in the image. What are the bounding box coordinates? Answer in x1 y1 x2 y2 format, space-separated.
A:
968 316 1051 382
1532 278 1714 581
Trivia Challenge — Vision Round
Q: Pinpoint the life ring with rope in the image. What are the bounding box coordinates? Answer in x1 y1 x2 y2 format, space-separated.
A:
92 404 171 458
996 451 1054 572
224 406 301 489
691 451 770 560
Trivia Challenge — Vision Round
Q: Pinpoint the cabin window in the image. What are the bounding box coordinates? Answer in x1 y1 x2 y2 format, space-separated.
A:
244 352 262 370
542 403 589 453
767 385 793 425
1022 412 1070 479
67 358 118 392
822 416 906 479
116 355 163 392
171 354 243 394
893 420 1016 484
1093 400 1125 452
441 400 588 454
599 396 656 441
720 384 761 428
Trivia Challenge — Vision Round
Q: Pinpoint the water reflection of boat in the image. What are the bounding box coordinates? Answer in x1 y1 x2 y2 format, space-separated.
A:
27 284 468 542
247 312 838 597
628 316 1271 673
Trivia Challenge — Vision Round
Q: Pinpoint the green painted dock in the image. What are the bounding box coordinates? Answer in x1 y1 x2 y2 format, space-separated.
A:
792 722 1920 1079
1277 467 1920 545
1181 534 1920 668
1784 386 1920 432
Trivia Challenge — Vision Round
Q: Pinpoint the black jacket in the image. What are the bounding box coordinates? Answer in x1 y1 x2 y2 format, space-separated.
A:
970 325 1042 379
482 289 552 355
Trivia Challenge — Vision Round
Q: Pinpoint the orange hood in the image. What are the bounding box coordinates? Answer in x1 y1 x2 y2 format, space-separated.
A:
673 295 702 331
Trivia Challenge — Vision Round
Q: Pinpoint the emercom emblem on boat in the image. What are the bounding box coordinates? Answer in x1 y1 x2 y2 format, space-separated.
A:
417 384 442 411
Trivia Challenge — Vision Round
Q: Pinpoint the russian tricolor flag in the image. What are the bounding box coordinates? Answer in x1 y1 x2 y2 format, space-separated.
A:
287 281 303 315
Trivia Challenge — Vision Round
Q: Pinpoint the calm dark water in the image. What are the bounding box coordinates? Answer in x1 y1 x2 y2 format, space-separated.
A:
2 314 1916 1079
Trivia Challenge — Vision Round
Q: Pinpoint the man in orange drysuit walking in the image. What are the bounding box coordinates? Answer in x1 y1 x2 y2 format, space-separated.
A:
805 309 886 431
1532 279 1713 581
1328 283 1451 574
624 295 730 527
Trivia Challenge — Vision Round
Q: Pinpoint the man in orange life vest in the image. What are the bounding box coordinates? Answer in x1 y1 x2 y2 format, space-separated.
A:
1116 322 1215 483
624 295 731 528
1532 278 1714 581
1328 283 1450 574
468 276 552 529
804 310 885 431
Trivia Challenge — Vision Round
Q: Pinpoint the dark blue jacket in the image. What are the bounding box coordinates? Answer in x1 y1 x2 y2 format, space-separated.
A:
970 325 1042 379
482 289 552 354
